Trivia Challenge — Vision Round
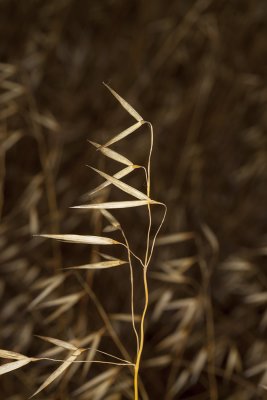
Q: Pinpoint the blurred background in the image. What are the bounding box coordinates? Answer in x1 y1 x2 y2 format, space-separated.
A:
1 0 267 399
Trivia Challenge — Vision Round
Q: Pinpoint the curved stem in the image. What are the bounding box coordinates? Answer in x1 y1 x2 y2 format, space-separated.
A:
134 264 149 400
134 121 154 400
121 228 140 353
147 203 167 266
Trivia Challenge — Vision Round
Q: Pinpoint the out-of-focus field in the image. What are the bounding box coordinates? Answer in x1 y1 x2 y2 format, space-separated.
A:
1 1 267 399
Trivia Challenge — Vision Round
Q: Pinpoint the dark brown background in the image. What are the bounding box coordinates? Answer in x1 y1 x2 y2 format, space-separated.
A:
1 0 267 399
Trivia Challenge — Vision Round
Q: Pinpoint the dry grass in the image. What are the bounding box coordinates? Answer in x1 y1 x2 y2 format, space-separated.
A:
1 1 267 399
0 82 167 398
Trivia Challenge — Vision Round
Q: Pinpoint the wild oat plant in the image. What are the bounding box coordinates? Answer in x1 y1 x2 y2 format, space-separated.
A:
0 84 166 399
